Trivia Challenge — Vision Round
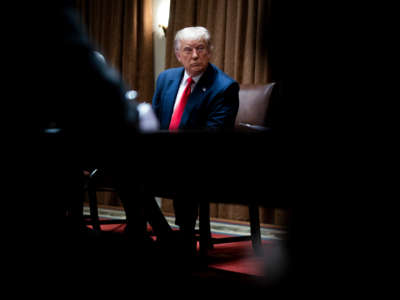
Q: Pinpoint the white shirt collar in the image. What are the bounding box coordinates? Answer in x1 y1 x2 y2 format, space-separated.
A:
183 71 203 85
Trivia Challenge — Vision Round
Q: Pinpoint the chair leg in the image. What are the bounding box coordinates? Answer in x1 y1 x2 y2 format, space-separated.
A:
199 201 213 256
249 203 262 255
87 183 101 232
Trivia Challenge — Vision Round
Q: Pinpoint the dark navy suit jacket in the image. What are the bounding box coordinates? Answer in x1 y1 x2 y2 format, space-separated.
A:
152 63 239 130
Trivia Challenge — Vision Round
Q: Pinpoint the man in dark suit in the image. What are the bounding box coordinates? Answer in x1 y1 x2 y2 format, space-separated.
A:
152 26 239 254
6 2 174 286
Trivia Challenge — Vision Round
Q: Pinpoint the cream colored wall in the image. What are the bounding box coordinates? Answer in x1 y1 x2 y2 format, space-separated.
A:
152 0 170 86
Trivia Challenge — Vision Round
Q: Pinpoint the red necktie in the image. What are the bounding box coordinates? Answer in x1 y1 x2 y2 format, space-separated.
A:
169 77 194 131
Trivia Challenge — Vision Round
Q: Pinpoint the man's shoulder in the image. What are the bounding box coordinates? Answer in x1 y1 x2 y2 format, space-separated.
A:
159 66 184 79
209 64 238 87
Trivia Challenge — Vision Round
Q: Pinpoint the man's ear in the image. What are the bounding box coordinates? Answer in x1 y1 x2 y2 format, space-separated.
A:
207 45 213 60
175 50 182 63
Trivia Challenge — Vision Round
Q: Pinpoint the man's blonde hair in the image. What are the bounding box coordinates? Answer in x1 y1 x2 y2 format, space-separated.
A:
174 26 213 52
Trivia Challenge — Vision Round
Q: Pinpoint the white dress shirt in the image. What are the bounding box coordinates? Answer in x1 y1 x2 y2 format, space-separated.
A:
172 71 203 111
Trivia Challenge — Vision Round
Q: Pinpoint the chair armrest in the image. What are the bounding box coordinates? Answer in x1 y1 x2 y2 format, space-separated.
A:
237 122 271 132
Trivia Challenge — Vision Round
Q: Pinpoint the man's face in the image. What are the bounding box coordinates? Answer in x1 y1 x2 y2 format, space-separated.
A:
175 39 211 77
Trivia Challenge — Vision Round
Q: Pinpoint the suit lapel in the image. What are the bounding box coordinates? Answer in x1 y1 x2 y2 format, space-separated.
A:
163 69 184 128
180 64 216 127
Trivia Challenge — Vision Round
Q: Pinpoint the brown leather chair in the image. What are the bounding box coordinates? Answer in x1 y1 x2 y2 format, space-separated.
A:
197 82 277 256
235 83 276 130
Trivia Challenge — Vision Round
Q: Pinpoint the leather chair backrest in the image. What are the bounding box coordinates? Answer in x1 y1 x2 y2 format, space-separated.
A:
235 82 276 128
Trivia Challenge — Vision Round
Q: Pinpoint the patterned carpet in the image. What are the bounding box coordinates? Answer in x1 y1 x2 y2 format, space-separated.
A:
83 205 287 241
83 205 289 283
